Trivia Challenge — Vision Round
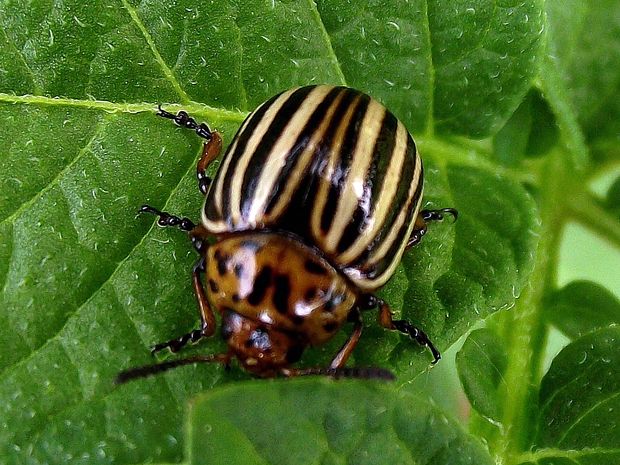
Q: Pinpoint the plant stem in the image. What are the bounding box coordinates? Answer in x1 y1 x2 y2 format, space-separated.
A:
497 150 568 464
568 193 620 247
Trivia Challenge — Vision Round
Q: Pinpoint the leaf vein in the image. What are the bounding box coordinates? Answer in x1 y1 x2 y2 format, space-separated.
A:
0 93 247 123
229 11 249 110
0 115 107 238
557 390 620 447
0 26 41 94
308 0 347 85
120 0 191 103
0 116 196 380
422 0 435 134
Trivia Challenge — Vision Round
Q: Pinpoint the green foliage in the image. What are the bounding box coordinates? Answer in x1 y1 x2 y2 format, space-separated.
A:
0 0 618 464
188 380 494 465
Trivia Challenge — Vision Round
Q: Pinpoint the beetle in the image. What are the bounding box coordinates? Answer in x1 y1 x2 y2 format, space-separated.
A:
117 85 457 383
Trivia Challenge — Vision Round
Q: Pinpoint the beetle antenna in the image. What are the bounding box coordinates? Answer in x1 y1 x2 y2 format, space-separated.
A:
282 366 396 381
115 354 228 384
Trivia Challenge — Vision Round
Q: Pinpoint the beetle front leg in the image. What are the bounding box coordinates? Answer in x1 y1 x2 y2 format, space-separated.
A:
157 106 222 195
329 310 363 369
376 298 441 364
195 131 222 195
138 205 196 231
406 208 458 249
151 256 216 354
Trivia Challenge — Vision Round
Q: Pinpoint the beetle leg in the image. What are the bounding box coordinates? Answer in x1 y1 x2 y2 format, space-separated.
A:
157 106 222 195
151 257 216 354
157 106 213 139
377 299 441 364
279 366 395 380
138 205 196 231
116 353 232 384
406 207 458 249
196 131 222 195
191 256 217 338
329 310 364 369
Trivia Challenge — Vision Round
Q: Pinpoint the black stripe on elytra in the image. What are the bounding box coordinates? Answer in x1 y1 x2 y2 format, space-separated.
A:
304 259 327 275
335 110 390 254
348 126 418 270
264 86 344 216
376 133 418 245
218 91 286 226
358 162 424 280
274 88 359 239
320 93 371 233
272 274 291 314
247 265 273 305
239 86 317 221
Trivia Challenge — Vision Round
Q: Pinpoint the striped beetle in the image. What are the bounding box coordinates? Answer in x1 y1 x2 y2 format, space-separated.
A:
117 85 457 382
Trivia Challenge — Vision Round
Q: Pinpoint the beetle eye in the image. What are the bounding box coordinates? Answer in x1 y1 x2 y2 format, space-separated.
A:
248 329 271 351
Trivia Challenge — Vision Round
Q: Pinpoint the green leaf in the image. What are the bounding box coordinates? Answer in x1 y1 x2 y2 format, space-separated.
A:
187 379 494 465
545 281 620 339
541 0 620 165
521 326 620 465
605 176 620 219
543 0 620 143
456 328 508 423
428 0 545 137
492 90 559 165
0 1 543 463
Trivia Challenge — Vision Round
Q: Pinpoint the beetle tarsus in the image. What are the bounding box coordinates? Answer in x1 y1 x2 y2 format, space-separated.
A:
151 328 205 354
377 300 441 365
421 208 458 223
138 204 196 232
157 105 213 140
407 207 458 249
391 320 441 365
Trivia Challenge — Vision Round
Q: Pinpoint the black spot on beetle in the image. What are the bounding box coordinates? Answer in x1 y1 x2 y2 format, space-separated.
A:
304 287 318 301
208 279 219 293
272 275 291 314
304 259 326 275
232 293 240 303
247 266 272 305
292 315 304 326
323 322 338 333
233 263 244 278
214 249 230 276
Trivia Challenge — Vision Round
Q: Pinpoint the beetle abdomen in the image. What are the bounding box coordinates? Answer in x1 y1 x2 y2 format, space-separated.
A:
202 85 423 290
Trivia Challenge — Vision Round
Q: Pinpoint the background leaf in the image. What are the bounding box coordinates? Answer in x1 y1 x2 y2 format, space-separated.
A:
544 281 620 339
188 379 495 465
456 328 508 423
527 326 620 465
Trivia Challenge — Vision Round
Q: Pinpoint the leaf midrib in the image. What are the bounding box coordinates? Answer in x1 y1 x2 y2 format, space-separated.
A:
0 93 247 122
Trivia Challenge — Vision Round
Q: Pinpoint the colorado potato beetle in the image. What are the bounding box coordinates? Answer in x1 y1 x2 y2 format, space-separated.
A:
117 85 457 383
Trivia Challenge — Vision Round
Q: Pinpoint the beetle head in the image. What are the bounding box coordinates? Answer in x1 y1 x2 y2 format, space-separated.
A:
220 309 305 376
